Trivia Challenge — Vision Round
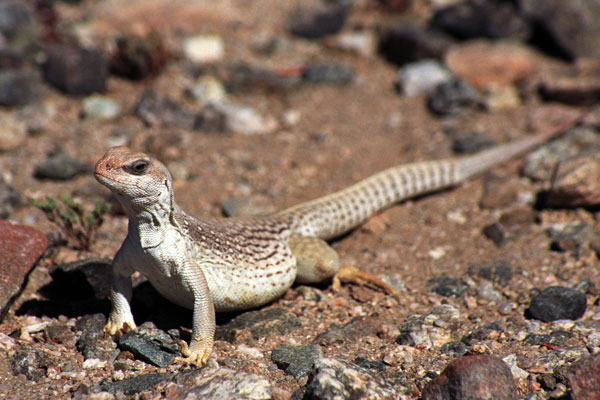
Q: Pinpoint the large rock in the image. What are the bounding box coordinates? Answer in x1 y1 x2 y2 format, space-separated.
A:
422 355 517 400
0 221 48 320
520 0 600 60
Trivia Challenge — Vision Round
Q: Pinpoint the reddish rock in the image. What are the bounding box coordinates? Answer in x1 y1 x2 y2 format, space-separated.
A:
544 157 600 208
422 354 517 400
567 353 600 400
0 221 47 320
445 40 538 90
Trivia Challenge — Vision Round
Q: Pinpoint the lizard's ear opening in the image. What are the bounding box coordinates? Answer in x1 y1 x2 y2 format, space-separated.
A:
126 159 151 175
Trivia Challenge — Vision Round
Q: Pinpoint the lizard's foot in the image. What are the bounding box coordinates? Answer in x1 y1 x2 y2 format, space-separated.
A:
104 314 136 336
173 338 213 367
333 265 400 299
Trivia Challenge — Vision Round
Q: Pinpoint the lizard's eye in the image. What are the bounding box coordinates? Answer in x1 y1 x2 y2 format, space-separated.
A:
127 159 150 175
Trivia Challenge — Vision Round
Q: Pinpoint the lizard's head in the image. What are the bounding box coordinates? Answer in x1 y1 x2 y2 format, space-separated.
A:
95 146 174 213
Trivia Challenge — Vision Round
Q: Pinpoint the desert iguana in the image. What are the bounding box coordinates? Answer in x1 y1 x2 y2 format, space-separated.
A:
94 114 582 366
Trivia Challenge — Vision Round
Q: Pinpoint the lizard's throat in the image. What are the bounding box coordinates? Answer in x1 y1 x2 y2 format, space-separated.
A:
126 200 173 249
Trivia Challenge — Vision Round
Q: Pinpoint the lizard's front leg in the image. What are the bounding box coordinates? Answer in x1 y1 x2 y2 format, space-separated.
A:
105 254 136 335
174 260 215 367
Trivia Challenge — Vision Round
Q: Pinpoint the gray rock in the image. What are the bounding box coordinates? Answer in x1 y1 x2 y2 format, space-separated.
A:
0 69 40 106
117 324 180 367
210 101 276 135
215 308 301 344
427 78 478 116
527 286 587 322
271 344 322 379
524 330 573 346
168 368 272 399
76 313 118 361
43 43 108 95
0 184 22 219
304 358 398 399
353 356 386 372
33 150 91 180
0 0 34 39
396 60 453 97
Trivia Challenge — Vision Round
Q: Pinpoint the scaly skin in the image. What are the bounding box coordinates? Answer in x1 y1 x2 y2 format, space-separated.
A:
94 112 582 366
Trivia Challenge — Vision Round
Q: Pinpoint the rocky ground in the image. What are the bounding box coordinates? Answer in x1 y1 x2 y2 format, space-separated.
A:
1 0 600 399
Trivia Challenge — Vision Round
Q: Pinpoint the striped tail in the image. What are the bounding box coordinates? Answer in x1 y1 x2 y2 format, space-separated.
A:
276 112 583 240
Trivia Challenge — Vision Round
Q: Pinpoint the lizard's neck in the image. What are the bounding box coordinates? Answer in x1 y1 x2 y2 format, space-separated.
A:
125 191 176 249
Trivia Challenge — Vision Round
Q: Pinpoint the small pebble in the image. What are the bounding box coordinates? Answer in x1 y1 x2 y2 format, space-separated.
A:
81 95 121 120
396 60 453 97
182 35 224 64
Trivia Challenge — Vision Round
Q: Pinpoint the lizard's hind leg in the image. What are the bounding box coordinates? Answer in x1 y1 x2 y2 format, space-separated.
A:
288 235 399 299
288 235 340 284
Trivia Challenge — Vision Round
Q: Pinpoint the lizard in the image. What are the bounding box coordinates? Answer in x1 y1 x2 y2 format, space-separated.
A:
94 112 583 366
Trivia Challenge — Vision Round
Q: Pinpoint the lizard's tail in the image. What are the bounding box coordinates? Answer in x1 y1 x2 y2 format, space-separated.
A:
276 112 584 240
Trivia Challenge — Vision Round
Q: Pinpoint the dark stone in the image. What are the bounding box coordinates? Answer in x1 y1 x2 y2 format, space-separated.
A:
378 23 452 66
134 90 195 129
540 79 600 106
287 3 350 39
117 326 180 367
467 261 513 286
353 356 386 372
0 221 47 321
537 373 557 391
526 286 587 322
43 43 108 95
101 373 174 396
109 33 169 80
520 0 600 61
431 0 529 40
524 330 573 346
304 358 397 399
567 353 600 400
461 322 504 345
271 344 322 379
427 78 478 116
422 355 517 400
0 184 22 219
215 308 301 344
302 62 354 85
440 341 467 357
451 134 496 154
0 69 40 106
483 222 507 247
33 150 92 180
427 276 469 297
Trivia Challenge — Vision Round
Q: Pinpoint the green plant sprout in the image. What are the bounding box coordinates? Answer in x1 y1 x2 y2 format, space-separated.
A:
32 194 111 250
